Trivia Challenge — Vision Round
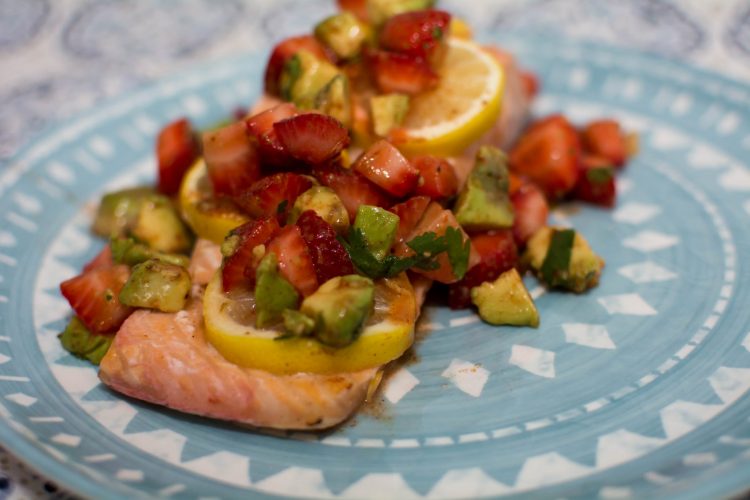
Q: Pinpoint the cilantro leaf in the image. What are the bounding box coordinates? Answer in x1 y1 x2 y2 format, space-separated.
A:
445 226 471 280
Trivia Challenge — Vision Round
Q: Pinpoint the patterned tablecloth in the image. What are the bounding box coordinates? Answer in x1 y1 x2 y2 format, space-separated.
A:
1 0 749 497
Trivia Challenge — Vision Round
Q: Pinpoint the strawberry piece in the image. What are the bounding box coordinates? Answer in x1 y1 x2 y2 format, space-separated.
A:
412 155 458 200
511 182 549 247
337 0 368 21
83 245 113 273
367 50 438 95
580 119 627 168
221 217 282 292
245 103 299 138
203 121 261 198
520 70 540 99
449 230 518 309
296 210 355 284
399 202 479 284
379 10 451 64
509 114 581 199
266 225 319 296
246 103 299 170
313 163 393 220
264 35 332 96
60 265 133 333
572 155 616 208
274 113 350 165
353 140 419 197
390 195 431 243
234 172 313 221
156 118 199 195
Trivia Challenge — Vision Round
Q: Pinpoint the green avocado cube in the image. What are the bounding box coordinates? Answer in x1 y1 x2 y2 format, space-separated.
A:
370 93 409 137
314 12 371 60
92 187 154 238
453 145 514 231
58 317 114 365
367 0 436 26
300 275 375 347
288 186 350 234
353 205 400 261
131 195 192 254
314 74 353 127
279 50 342 109
110 237 189 268
119 259 192 313
471 268 539 327
254 253 300 329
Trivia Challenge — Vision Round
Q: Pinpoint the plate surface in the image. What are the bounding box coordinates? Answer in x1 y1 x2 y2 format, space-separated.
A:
0 36 749 499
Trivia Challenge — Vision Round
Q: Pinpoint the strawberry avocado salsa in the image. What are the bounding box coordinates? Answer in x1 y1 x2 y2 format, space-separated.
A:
58 0 636 375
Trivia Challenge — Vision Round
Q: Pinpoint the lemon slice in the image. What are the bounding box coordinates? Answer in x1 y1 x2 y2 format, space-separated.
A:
179 159 250 245
392 38 505 157
203 271 417 374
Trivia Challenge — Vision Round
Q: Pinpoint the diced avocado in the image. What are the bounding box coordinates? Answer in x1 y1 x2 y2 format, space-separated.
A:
524 226 604 293
300 275 374 347
353 205 400 261
370 93 409 137
119 259 192 313
288 186 350 234
131 195 192 254
314 74 352 127
471 268 539 327
314 12 371 60
282 309 315 337
110 237 189 268
453 146 514 231
279 50 342 109
254 252 300 329
92 187 154 238
58 316 114 365
367 0 436 26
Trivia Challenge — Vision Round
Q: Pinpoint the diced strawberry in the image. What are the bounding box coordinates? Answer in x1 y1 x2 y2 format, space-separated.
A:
390 195 431 243
221 217 281 292
337 0 368 21
572 155 617 208
509 172 524 196
313 163 392 220
156 118 199 195
234 172 313 222
60 265 133 333
448 230 518 309
296 210 355 283
379 10 451 64
509 114 580 199
399 202 479 284
83 245 113 273
367 50 438 95
203 121 261 198
266 225 319 296
353 140 419 197
264 35 333 96
511 182 549 247
580 119 627 168
520 70 540 99
245 103 299 138
274 113 350 165
412 155 458 200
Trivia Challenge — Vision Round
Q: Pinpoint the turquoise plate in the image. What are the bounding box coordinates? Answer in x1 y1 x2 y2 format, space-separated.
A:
1 37 750 499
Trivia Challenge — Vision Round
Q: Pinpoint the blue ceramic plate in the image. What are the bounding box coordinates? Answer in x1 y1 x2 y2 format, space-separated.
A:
1 36 750 499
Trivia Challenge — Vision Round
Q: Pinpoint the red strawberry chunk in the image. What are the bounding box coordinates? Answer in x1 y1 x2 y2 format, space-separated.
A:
246 103 300 170
264 35 333 96
234 172 313 222
367 50 438 95
313 164 393 220
221 217 281 292
337 0 368 21
449 230 518 309
509 114 581 199
412 155 458 200
353 140 419 197
390 195 431 243
511 182 549 247
83 245 114 273
520 70 540 99
245 103 299 138
296 210 355 283
156 118 199 195
266 225 319 297
581 119 627 168
274 113 350 165
203 121 261 198
572 155 617 208
379 10 451 64
60 265 133 333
